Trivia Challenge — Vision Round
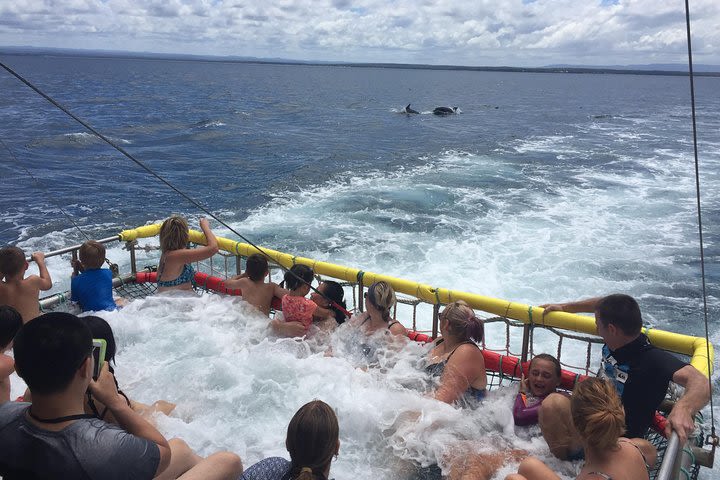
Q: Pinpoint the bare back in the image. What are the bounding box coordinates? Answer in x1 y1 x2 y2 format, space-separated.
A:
237 278 286 316
578 440 653 480
0 277 44 323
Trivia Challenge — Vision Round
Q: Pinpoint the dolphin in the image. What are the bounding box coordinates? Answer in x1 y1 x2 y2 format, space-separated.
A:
433 106 458 115
402 104 420 114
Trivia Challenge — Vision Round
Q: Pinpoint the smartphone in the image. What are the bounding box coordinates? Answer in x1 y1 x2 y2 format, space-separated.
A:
91 339 107 381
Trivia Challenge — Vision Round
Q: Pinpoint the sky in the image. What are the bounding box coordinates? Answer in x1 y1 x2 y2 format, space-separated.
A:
0 0 718 67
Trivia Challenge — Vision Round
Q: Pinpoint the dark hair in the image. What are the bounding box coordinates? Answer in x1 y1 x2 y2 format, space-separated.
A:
246 254 269 282
322 281 347 324
81 315 116 365
529 353 561 378
286 400 339 480
14 312 92 395
284 264 314 292
595 294 643 336
0 246 25 278
441 300 484 343
0 305 22 349
79 240 106 269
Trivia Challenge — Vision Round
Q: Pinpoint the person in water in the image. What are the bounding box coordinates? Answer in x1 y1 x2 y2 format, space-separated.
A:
310 280 348 325
224 253 289 316
538 294 709 459
240 399 340 480
426 300 486 405
349 281 407 337
157 216 218 293
71 240 122 312
505 377 656 480
0 312 243 479
279 265 332 334
513 354 562 426
0 246 52 323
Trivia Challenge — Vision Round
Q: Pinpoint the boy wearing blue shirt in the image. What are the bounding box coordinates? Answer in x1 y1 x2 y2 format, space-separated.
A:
71 241 118 312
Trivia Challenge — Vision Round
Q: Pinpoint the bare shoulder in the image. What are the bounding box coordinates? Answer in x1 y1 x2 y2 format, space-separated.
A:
0 354 15 376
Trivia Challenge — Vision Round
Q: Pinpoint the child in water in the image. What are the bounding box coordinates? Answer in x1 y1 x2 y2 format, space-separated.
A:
513 353 562 426
281 265 332 333
71 240 122 312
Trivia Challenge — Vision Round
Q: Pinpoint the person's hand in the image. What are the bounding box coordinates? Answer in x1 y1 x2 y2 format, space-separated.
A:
199 218 210 229
539 304 564 319
519 374 528 394
88 363 125 410
31 252 45 263
665 405 696 443
71 258 84 273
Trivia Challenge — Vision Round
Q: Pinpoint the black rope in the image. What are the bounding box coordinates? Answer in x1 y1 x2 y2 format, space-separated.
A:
683 0 715 441
0 61 351 319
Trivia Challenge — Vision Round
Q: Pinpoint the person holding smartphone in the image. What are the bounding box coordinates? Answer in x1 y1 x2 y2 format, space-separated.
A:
0 312 243 480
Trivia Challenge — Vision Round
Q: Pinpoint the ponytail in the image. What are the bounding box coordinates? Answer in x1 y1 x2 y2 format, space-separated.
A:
571 378 625 452
441 301 484 343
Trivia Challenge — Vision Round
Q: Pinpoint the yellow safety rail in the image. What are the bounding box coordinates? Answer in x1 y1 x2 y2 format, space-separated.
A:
120 225 714 377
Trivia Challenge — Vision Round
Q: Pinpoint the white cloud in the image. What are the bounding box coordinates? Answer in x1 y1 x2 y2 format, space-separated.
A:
0 0 718 66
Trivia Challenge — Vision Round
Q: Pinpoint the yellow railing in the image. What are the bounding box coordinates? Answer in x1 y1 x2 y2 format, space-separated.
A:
120 224 714 377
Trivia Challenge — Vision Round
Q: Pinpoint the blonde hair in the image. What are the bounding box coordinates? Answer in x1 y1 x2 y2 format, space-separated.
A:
79 240 106 269
366 281 396 321
159 216 189 252
441 300 484 343
571 377 626 452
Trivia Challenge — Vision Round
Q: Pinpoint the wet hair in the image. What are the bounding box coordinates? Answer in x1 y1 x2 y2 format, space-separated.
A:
159 216 189 252
595 294 643 336
571 377 625 452
81 315 117 365
529 353 561 378
246 254 269 282
0 305 22 350
284 264 314 292
441 300 484 343
14 312 92 395
0 246 25 278
365 281 396 321
322 281 347 324
79 240 106 269
286 400 339 480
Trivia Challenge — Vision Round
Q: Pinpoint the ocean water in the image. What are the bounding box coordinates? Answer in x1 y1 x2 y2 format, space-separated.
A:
1 54 719 479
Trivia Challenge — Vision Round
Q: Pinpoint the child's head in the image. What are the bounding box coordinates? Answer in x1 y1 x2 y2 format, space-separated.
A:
81 315 117 365
246 254 269 282
284 264 314 293
0 305 22 350
0 246 26 279
79 240 106 269
571 377 625 451
440 300 484 343
159 216 189 252
527 353 561 397
365 281 396 321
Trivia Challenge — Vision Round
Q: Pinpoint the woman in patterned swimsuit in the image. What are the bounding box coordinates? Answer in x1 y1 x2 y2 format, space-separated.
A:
505 377 656 480
156 216 218 293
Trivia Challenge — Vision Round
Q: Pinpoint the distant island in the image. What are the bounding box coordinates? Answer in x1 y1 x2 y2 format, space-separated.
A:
1 45 719 77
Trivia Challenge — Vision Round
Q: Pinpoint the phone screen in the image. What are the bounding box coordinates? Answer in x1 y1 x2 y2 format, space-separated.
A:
91 339 106 380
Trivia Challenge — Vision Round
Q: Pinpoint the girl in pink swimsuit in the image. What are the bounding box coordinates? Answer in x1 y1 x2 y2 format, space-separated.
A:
281 265 332 332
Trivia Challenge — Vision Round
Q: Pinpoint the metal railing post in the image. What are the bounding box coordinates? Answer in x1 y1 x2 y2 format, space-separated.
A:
128 242 137 275
358 278 364 313
432 303 440 338
520 324 532 364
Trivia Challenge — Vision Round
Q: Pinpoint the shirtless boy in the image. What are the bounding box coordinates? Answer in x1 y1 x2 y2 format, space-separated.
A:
224 254 288 316
0 247 52 323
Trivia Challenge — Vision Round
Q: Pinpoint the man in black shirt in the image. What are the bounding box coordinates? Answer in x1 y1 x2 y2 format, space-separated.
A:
537 294 709 460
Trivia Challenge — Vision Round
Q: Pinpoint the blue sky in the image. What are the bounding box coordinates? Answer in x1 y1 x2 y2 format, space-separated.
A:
0 0 718 67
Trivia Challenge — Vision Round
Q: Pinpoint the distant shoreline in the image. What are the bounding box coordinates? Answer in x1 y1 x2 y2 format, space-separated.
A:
2 46 719 77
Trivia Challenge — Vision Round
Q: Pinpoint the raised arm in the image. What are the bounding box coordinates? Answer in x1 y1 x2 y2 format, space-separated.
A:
89 363 171 476
269 319 307 338
30 252 52 291
666 364 711 442
165 218 219 264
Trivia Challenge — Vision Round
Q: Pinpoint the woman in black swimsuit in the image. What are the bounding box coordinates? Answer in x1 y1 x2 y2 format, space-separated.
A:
426 300 487 405
350 281 407 337
505 377 656 480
